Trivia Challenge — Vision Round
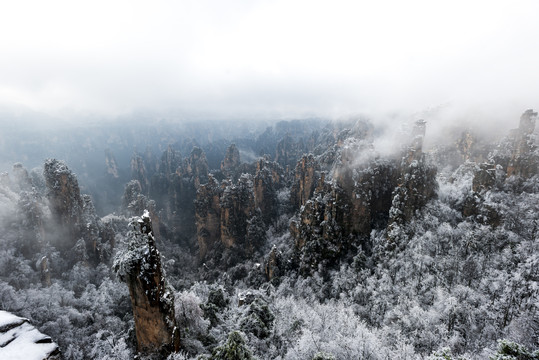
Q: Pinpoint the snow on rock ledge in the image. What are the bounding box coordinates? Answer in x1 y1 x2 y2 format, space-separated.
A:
0 310 60 360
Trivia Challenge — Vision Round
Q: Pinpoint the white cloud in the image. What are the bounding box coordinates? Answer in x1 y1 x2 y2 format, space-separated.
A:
0 0 538 119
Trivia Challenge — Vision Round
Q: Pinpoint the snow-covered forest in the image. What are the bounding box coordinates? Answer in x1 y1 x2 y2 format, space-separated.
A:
0 110 537 359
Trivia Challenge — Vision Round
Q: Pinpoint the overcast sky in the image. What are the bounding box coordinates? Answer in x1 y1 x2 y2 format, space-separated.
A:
1 0 539 121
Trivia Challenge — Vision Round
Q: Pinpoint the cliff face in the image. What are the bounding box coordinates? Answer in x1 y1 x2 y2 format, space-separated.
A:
44 159 113 265
105 149 120 179
195 175 223 259
131 154 150 195
265 245 283 282
489 110 538 180
457 110 539 226
290 154 319 209
195 156 284 264
195 153 282 262
254 158 283 224
123 180 161 240
167 146 209 243
181 146 209 188
114 211 180 357
454 130 489 164
195 174 265 263
290 156 400 273
221 144 241 179
159 145 182 179
347 160 399 233
290 177 350 272
81 194 116 264
130 125 331 253
333 138 400 234
150 146 182 215
506 109 538 178
387 122 438 238
387 156 438 229
44 159 83 240
143 146 211 246
455 130 475 162
275 134 305 169
133 140 286 256
11 163 32 193
220 175 258 250
290 120 438 272
472 163 496 193
17 189 46 259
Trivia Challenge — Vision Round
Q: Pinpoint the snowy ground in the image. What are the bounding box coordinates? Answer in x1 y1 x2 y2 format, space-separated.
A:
0 310 59 360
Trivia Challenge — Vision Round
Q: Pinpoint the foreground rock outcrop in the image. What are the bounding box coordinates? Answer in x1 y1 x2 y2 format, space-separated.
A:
0 310 60 360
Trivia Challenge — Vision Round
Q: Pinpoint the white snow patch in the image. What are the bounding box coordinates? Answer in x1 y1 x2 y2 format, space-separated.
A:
0 310 59 360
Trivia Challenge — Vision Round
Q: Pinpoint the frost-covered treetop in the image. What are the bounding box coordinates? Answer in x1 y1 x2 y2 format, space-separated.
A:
44 158 74 177
140 209 150 223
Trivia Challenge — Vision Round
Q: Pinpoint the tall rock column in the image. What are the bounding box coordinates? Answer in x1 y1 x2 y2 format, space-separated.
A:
290 154 319 209
253 158 282 224
114 210 180 357
507 109 538 177
221 143 241 179
183 146 209 188
105 149 120 179
42 159 113 265
43 159 83 249
220 175 258 252
131 154 150 195
386 121 437 246
195 175 223 259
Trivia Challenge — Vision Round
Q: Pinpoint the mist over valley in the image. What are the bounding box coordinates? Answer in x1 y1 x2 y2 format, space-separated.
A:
1 1 538 359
